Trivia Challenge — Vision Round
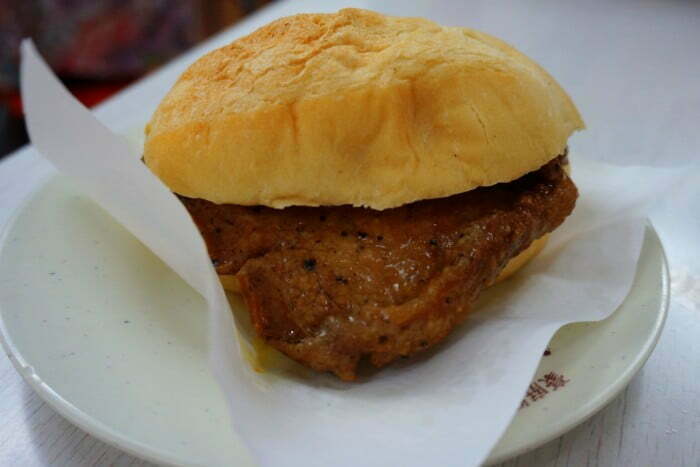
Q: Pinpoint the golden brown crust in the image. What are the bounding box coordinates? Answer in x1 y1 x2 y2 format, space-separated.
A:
144 8 584 209
219 235 548 294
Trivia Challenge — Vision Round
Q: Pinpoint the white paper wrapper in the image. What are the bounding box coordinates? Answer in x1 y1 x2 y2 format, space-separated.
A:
20 41 681 466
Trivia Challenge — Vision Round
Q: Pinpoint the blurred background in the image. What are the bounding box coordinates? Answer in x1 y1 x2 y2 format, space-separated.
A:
0 0 275 158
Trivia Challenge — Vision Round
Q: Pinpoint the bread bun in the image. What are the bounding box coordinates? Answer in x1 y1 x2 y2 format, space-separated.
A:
145 8 583 209
219 274 241 293
493 235 548 284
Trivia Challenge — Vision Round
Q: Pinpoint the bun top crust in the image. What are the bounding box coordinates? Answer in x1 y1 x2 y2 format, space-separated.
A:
144 8 583 209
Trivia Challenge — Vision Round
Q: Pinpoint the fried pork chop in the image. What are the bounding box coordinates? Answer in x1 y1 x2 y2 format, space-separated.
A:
181 157 577 380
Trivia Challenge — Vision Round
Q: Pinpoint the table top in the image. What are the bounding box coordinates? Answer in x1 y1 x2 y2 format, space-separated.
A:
1 1 698 466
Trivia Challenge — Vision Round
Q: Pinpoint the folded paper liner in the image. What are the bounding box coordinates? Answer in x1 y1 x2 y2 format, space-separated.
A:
19 40 678 467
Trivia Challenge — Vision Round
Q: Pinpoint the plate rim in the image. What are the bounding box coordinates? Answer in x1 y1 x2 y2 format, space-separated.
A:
0 176 670 467
0 177 188 467
487 224 670 464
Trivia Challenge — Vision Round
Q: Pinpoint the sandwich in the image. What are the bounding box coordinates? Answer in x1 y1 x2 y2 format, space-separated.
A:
143 9 584 380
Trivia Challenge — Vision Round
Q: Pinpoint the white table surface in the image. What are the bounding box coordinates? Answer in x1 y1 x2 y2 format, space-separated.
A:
1 1 698 466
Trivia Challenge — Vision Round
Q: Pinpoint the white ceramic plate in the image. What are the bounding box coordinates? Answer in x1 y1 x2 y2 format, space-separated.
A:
0 176 668 466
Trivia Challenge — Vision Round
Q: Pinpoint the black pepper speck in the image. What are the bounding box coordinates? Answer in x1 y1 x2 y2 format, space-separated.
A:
303 258 317 271
335 275 348 284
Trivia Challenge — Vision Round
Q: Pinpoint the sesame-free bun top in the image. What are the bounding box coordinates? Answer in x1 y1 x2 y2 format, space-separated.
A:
144 8 583 209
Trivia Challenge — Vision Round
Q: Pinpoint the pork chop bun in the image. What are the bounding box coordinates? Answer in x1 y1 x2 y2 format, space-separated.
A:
143 9 583 380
